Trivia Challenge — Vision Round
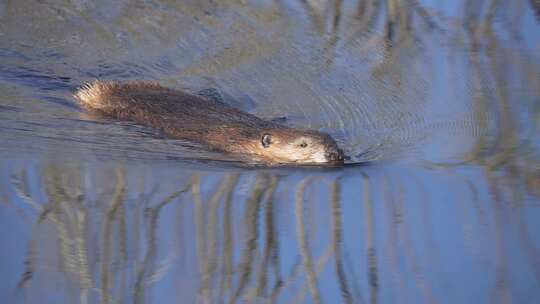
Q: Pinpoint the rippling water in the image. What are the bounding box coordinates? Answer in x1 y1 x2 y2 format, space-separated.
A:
1 1 539 303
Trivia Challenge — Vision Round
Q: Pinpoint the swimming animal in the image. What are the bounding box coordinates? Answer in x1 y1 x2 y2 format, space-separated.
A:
74 81 344 165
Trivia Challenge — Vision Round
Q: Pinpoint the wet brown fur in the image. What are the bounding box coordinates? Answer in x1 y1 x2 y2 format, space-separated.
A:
74 81 343 164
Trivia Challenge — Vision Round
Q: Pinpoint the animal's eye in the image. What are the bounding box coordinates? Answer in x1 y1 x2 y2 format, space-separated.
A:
299 142 308 148
261 134 272 148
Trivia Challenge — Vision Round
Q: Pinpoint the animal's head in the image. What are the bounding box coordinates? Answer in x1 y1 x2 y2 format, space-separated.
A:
247 127 344 165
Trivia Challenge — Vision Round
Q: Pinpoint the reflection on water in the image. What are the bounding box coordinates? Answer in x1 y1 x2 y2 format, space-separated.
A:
2 160 540 303
0 0 539 303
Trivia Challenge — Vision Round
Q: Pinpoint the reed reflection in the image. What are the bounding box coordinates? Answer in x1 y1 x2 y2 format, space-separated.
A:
4 158 538 303
3 164 347 303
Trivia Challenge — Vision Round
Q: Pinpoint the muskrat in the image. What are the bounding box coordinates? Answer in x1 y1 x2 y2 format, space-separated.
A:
74 81 344 165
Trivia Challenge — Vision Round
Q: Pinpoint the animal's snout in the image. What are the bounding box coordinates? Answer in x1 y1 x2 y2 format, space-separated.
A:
325 148 345 164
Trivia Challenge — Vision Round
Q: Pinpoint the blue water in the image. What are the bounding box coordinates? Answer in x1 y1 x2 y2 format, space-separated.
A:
0 0 539 303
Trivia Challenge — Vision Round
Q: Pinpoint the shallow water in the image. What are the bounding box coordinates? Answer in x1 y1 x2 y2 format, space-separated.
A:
1 1 540 303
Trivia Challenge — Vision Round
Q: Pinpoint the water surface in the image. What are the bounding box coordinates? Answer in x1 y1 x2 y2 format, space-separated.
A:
1 1 539 303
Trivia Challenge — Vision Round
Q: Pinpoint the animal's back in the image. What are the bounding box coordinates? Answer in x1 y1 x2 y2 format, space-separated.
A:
75 81 258 123
74 81 275 151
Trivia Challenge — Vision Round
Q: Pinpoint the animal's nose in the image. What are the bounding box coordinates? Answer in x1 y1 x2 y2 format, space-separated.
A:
326 148 345 164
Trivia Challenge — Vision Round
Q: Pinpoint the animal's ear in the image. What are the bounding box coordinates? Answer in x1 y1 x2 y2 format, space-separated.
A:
261 134 272 148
